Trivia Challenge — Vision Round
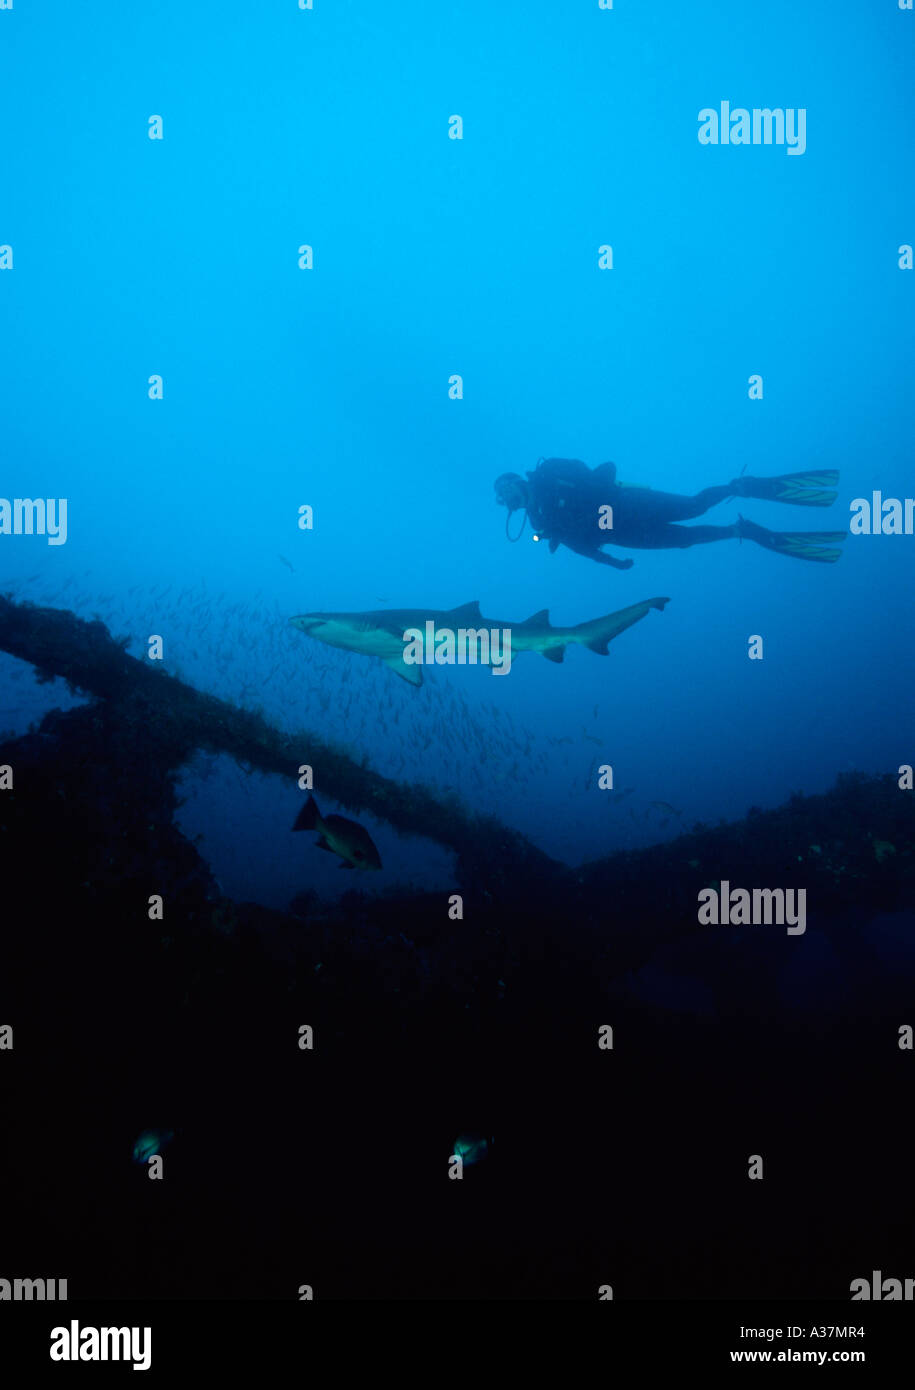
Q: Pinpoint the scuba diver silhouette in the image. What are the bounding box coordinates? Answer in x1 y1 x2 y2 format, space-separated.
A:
494 458 846 570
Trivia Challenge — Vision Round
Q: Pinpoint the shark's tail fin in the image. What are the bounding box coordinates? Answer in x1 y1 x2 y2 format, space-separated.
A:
293 795 322 832
577 596 670 655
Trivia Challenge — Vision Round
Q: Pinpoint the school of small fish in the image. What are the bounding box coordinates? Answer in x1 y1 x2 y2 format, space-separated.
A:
0 571 687 867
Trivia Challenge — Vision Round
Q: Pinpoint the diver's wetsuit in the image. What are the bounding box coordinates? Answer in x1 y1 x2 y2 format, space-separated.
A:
525 458 738 567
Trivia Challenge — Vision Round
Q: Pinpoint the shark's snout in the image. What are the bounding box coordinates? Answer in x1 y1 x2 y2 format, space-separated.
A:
291 615 324 634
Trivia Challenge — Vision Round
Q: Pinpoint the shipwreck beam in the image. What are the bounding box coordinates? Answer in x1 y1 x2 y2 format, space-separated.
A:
0 594 565 888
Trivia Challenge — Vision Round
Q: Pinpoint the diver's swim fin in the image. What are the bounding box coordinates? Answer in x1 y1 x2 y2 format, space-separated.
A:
737 515 845 563
732 469 839 507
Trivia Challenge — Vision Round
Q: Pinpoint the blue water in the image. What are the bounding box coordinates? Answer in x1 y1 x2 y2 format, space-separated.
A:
2 0 913 906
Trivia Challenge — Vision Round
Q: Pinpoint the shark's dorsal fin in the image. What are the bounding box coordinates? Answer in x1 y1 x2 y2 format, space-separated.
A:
522 609 550 628
448 601 482 623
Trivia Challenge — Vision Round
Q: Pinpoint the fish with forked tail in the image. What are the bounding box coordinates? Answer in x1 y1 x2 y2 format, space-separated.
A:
293 795 382 870
290 597 670 687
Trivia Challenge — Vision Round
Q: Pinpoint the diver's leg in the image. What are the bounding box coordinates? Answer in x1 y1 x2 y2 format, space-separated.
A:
618 484 735 525
616 521 739 550
683 484 737 516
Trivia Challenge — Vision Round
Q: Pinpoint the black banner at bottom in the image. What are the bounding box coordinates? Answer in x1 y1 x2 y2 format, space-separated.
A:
2 1299 913 1376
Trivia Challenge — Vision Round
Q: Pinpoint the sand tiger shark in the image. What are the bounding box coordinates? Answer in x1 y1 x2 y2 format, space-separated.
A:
290 597 669 687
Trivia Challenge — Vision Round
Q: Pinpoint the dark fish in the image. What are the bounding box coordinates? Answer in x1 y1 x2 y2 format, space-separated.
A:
452 1133 493 1166
292 795 382 871
132 1127 174 1163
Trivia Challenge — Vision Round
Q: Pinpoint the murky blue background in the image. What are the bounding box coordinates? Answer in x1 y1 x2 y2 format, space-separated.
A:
2 0 913 905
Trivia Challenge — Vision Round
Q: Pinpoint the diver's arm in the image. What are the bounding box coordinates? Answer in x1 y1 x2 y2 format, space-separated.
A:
590 549 635 570
561 537 634 570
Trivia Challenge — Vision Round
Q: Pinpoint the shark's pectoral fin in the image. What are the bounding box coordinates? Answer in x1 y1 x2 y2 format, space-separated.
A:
542 646 566 663
384 657 423 687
